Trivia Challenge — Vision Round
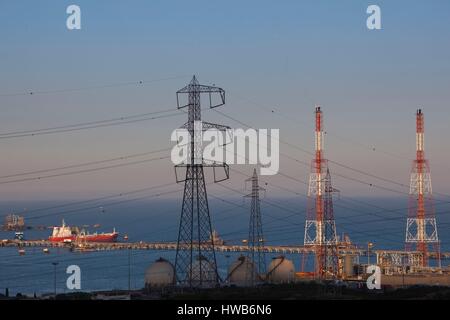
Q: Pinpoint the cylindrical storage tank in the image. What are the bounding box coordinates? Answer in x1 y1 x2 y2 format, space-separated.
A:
266 256 295 283
343 255 355 277
188 255 217 288
145 257 176 288
227 255 259 286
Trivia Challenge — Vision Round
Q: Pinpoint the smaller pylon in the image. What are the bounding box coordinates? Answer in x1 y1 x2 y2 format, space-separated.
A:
245 168 266 285
322 168 339 277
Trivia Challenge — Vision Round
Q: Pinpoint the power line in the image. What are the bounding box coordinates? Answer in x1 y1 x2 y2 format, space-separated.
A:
0 75 191 97
228 91 410 161
26 188 182 221
215 170 450 247
19 181 236 224
0 147 171 180
231 166 450 227
0 155 169 185
206 121 449 249
12 182 177 217
0 111 183 139
214 108 450 200
215 135 416 230
0 109 175 136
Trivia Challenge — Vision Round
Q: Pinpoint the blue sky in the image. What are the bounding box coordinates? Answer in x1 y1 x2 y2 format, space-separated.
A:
0 0 450 200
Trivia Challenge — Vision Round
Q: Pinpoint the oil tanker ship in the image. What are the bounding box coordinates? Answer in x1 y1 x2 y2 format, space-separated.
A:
49 220 118 243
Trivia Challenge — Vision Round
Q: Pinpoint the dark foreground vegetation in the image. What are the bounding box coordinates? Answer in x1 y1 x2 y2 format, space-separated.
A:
2 282 450 300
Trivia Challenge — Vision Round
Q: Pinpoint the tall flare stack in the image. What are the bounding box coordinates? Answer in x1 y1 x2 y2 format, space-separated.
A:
304 106 338 278
405 109 439 267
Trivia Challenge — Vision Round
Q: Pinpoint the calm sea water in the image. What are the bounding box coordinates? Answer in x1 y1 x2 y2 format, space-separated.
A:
0 197 449 296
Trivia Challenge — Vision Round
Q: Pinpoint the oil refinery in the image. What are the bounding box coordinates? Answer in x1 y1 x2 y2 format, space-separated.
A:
1 1 450 309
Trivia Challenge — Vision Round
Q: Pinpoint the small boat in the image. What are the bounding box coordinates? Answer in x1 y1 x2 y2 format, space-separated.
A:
43 248 50 254
15 232 24 240
18 249 25 255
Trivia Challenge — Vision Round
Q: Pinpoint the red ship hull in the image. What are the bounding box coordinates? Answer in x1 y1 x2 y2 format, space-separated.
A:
49 233 118 243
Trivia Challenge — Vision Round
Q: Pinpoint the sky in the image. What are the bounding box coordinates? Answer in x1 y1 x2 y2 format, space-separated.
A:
0 0 450 201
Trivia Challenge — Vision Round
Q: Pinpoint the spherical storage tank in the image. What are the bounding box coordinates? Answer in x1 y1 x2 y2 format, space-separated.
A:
227 255 259 286
145 257 176 288
266 256 295 283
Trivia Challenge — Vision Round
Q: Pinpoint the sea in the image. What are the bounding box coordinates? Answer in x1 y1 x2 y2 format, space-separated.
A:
0 197 449 296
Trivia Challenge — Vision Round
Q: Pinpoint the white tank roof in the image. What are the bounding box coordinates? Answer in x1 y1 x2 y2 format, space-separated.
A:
267 256 295 283
227 255 259 286
145 257 175 287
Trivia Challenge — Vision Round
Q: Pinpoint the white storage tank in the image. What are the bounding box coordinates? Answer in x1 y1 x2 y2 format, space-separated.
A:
145 257 176 288
227 255 259 286
266 256 295 283
343 254 355 278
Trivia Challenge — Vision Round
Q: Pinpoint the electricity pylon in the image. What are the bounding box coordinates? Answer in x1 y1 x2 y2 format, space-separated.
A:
174 76 229 288
245 168 266 285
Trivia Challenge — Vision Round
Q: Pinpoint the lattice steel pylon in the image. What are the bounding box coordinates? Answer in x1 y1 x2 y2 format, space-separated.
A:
174 76 230 287
304 106 338 279
405 109 439 267
245 168 266 285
